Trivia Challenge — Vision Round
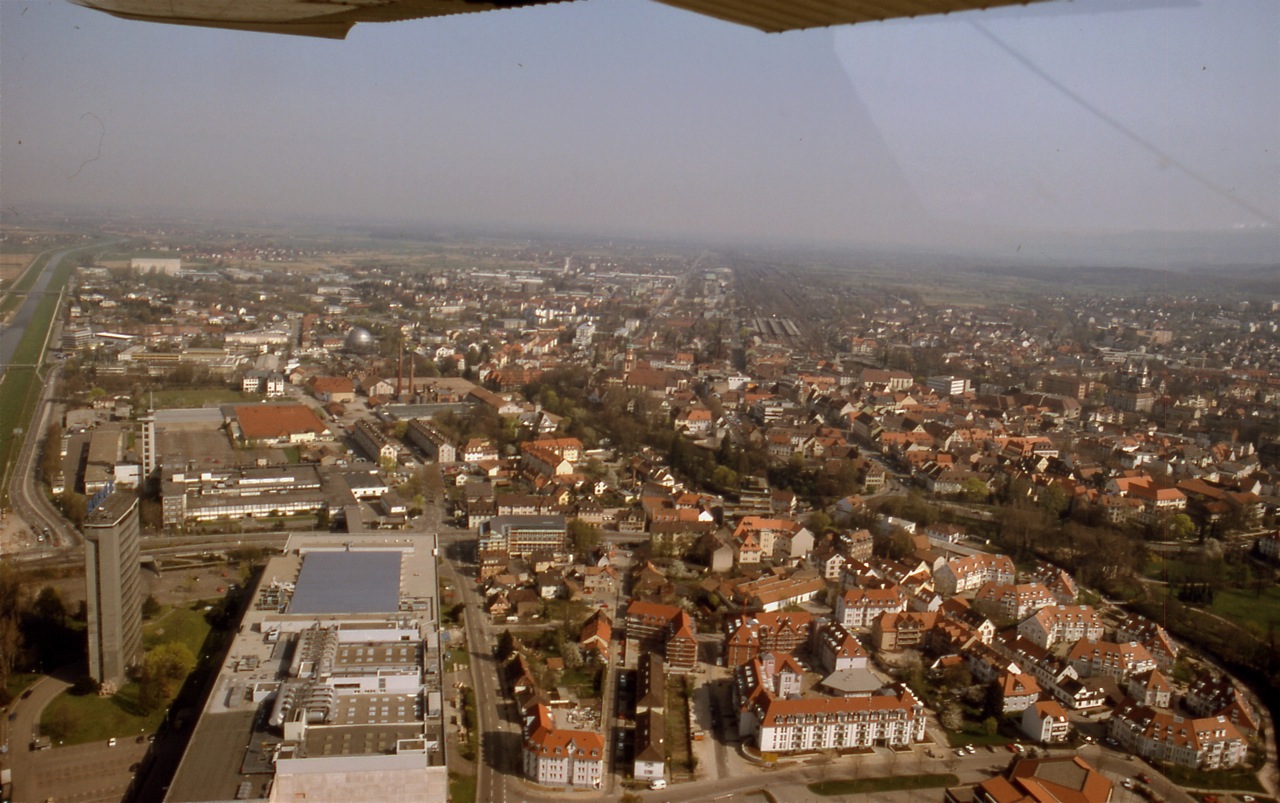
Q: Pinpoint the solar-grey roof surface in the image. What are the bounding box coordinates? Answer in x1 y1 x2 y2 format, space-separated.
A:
288 550 401 614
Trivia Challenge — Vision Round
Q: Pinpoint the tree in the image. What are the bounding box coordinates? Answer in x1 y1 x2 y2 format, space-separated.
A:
138 642 195 713
0 564 24 694
1167 513 1196 541
807 511 833 537
70 675 101 696
568 520 600 557
496 629 516 661
141 594 162 620
40 421 63 488
961 477 989 504
33 587 66 627
982 715 1000 737
938 700 964 731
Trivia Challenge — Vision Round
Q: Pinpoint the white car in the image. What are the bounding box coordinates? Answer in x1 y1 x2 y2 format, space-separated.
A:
649 779 667 790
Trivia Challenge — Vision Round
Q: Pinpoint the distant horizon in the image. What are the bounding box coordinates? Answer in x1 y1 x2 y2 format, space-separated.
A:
5 199 1278 273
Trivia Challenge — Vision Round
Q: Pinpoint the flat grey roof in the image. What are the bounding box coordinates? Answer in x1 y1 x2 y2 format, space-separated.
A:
288 551 401 615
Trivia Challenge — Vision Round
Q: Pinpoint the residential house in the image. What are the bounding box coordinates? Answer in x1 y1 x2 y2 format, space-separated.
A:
1021 700 1071 744
973 582 1056 621
1066 639 1156 682
1109 699 1248 770
522 704 605 789
836 586 908 629
934 553 1016 596
1016 606 1105 649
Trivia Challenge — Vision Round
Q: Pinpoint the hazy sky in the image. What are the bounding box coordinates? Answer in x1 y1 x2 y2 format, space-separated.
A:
2 0 1277 254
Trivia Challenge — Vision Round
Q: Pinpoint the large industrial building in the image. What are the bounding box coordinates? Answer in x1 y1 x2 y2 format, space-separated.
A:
83 490 143 688
165 534 447 803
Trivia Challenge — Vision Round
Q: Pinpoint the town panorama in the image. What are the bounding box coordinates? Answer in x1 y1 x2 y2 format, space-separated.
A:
0 212 1277 803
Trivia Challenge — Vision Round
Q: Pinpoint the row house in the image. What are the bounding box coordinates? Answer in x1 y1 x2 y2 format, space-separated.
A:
814 622 868 674
1028 562 1078 604
1066 639 1156 682
839 528 875 562
406 418 457 462
1109 699 1248 770
735 653 805 702
836 586 908 630
973 582 1056 621
1115 614 1179 671
747 686 927 753
733 573 827 613
933 553 1016 596
724 611 814 667
521 445 575 479
1185 674 1260 737
624 600 696 672
938 599 997 645
872 610 938 652
999 635 1088 710
1126 668 1173 709
732 517 814 563
1017 605 1105 649
352 419 399 466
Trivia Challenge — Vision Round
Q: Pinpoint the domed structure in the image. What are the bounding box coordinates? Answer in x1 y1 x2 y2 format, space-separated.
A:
344 326 377 354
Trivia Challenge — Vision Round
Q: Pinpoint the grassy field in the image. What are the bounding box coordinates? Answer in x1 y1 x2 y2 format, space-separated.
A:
1208 586 1280 632
1145 578 1280 634
40 605 213 745
448 772 476 803
4 672 41 703
0 246 90 504
1158 762 1266 792
40 682 167 745
143 606 214 658
809 773 960 796
0 251 48 315
147 388 256 408
0 367 44 506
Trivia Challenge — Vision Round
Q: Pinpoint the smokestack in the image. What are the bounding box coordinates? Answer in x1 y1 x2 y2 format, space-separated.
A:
397 338 404 397
409 348 415 398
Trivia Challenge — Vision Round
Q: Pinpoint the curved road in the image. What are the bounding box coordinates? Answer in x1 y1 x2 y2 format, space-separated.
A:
3 244 102 551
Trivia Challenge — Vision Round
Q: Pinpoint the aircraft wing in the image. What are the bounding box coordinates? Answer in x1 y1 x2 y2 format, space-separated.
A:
72 0 1046 38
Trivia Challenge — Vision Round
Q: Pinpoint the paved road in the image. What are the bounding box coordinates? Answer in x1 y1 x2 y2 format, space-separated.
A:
438 532 526 803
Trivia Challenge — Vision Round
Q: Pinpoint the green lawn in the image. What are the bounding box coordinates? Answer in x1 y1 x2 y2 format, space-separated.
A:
1158 763 1266 792
1146 581 1280 634
40 682 165 745
1209 586 1280 632
0 367 43 506
448 772 477 803
40 604 213 745
0 246 86 505
0 252 49 315
810 773 960 796
446 645 470 670
143 606 214 658
4 672 41 703
147 388 256 408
